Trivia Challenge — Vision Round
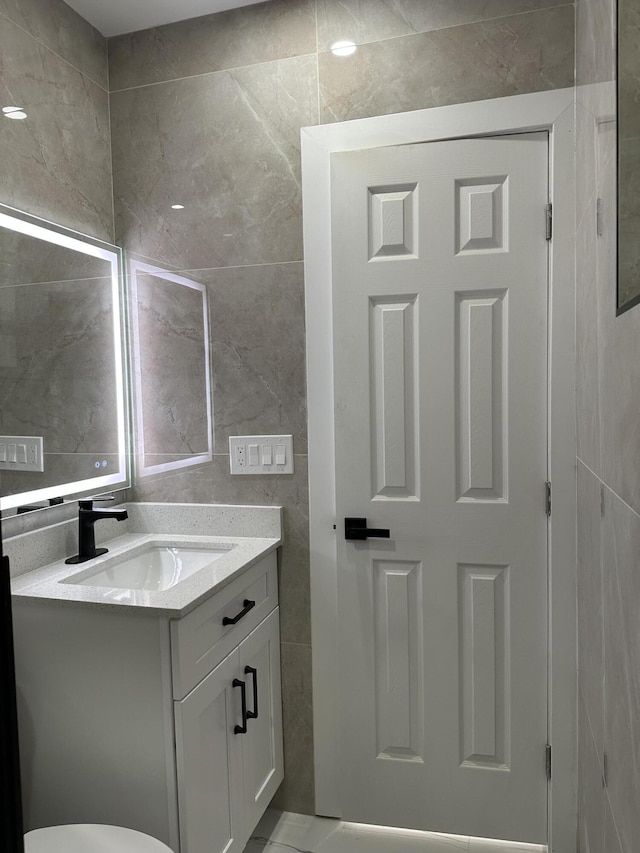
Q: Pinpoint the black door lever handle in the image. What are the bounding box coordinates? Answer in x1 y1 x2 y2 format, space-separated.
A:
345 517 391 541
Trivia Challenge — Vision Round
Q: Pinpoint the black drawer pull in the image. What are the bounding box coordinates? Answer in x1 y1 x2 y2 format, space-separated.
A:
223 599 256 626
245 666 258 721
233 678 247 734
345 517 391 541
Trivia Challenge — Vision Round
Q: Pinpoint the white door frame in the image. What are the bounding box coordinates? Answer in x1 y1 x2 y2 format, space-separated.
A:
302 88 576 853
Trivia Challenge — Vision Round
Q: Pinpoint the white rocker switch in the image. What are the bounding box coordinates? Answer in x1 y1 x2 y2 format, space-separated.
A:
229 435 294 475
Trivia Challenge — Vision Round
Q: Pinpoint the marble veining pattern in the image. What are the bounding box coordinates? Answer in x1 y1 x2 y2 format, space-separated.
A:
0 0 107 88
200 262 307 451
578 695 604 853
577 463 604 751
574 4 640 851
318 6 574 123
0 276 121 499
602 488 640 853
108 0 316 91
133 271 211 464
0 15 113 240
111 54 318 270
316 0 572 52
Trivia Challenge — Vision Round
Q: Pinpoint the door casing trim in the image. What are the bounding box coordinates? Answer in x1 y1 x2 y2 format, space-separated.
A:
301 88 576 853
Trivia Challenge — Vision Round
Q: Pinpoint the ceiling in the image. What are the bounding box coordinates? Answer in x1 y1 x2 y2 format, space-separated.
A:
64 0 264 37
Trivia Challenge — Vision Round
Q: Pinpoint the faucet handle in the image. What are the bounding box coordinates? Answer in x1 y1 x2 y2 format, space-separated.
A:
78 495 115 510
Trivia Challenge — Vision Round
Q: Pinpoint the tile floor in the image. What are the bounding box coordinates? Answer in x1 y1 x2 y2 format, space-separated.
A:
244 811 547 853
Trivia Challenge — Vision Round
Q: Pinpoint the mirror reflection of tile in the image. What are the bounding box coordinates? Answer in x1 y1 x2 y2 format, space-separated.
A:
0 208 128 510
129 259 213 478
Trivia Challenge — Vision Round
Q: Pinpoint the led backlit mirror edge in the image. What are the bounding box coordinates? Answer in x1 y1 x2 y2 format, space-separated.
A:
0 203 131 512
129 258 214 479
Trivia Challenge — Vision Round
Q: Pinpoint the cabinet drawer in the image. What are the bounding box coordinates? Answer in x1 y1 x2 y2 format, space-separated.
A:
171 551 278 699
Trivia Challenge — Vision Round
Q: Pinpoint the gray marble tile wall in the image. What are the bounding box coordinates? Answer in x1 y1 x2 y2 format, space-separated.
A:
576 1 640 851
109 0 575 818
0 0 112 241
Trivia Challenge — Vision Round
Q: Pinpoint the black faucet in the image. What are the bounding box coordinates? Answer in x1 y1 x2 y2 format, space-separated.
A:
65 497 128 564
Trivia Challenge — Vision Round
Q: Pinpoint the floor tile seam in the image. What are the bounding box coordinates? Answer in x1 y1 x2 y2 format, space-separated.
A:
0 9 108 93
578 457 640 522
108 50 318 95
315 3 576 57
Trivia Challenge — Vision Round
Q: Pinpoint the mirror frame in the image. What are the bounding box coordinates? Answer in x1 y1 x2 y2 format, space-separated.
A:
0 204 130 511
129 258 213 478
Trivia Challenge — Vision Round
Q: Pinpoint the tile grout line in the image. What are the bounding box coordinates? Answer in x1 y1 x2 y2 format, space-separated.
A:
109 2 573 96
314 3 575 56
109 50 318 95
0 8 108 92
577 457 640 522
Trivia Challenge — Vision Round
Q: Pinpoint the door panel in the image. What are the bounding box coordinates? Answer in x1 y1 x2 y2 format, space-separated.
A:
331 134 549 843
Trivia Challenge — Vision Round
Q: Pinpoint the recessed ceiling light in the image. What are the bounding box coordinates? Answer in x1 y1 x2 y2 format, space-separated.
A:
171 204 185 210
330 40 357 57
2 106 27 120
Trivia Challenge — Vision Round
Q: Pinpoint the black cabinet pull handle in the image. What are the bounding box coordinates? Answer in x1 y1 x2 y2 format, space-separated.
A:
233 678 248 734
345 517 391 541
223 599 256 626
245 666 258 721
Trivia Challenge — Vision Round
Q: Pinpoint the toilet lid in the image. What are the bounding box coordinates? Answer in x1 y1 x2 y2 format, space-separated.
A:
24 824 174 853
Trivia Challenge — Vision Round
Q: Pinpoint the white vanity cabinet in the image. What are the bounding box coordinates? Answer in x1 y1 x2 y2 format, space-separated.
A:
175 608 282 853
12 549 283 853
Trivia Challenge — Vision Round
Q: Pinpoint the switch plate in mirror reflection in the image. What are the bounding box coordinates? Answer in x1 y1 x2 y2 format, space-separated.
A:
0 203 130 512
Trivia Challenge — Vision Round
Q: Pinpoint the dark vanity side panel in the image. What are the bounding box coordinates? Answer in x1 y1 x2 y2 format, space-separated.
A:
12 600 178 846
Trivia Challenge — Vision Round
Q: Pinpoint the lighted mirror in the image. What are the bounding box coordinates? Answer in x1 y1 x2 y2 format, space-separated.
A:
129 259 213 478
0 205 129 512
617 0 640 313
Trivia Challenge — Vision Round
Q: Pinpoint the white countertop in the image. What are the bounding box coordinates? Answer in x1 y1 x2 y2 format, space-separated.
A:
11 532 280 617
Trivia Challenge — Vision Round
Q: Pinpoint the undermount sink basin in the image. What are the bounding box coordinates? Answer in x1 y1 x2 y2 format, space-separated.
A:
63 542 233 591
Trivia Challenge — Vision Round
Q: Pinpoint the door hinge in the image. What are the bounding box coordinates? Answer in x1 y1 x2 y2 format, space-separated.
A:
546 744 552 780
545 203 552 240
545 481 552 516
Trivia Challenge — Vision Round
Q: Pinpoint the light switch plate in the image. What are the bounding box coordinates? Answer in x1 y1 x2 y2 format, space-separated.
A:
0 435 44 472
229 435 294 475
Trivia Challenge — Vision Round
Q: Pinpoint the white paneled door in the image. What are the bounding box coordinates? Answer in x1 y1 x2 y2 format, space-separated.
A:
331 134 549 843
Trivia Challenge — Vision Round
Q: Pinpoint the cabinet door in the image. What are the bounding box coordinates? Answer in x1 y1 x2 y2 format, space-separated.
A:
237 607 284 832
174 649 244 853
